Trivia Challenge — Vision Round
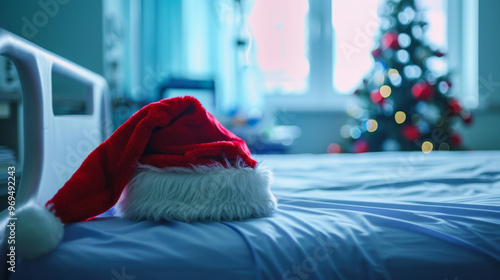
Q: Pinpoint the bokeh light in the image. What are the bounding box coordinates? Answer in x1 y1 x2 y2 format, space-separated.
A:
438 81 449 93
340 124 352 138
347 103 365 118
327 143 342 153
382 138 401 151
395 111 406 124
375 61 386 72
404 65 422 79
398 33 411 48
374 72 385 85
396 50 410 64
435 116 444 127
416 101 428 114
388 69 402 87
380 85 392 98
350 127 362 139
418 121 430 134
388 68 399 77
382 102 394 116
422 141 433 153
366 119 378 132
439 142 450 150
425 56 447 77
411 23 423 39
412 114 422 126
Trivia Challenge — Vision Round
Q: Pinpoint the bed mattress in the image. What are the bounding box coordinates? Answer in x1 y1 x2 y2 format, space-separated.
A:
6 151 500 279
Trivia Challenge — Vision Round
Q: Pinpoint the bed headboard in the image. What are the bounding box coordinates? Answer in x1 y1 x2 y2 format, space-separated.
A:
0 28 110 206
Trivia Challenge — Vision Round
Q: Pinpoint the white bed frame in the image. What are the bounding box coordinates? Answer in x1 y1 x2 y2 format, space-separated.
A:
0 28 110 209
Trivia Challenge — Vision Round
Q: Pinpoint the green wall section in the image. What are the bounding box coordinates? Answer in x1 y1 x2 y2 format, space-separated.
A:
0 0 104 75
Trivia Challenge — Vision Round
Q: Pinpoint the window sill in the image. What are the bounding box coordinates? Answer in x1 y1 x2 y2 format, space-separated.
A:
264 94 356 112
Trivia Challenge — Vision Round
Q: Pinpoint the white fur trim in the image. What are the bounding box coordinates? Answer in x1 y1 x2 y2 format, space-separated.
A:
117 163 277 222
11 202 63 259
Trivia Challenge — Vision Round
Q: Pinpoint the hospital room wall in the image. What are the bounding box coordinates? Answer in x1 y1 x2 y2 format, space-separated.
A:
0 0 104 75
273 110 349 154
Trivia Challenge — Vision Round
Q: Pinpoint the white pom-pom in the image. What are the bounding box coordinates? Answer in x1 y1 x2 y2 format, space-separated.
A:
10 203 64 259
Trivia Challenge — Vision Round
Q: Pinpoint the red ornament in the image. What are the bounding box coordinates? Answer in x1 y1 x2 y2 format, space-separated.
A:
462 111 473 125
370 89 384 104
353 139 369 153
448 98 462 116
382 31 400 50
451 133 462 147
401 124 421 142
327 143 342 154
411 82 434 100
435 50 445 57
371 47 382 60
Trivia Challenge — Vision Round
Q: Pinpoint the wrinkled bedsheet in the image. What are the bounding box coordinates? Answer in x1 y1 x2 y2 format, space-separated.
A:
8 151 500 280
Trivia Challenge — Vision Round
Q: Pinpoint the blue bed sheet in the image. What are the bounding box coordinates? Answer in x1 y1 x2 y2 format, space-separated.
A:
7 151 500 279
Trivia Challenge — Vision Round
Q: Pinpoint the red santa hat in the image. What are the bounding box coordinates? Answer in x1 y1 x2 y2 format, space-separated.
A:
14 96 277 259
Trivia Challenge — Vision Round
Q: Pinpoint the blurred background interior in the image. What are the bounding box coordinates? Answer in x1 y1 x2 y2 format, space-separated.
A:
0 0 499 180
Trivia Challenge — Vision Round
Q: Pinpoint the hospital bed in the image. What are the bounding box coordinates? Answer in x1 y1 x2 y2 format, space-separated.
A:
0 28 499 280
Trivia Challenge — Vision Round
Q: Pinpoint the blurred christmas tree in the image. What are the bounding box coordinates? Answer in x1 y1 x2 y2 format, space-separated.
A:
340 0 472 153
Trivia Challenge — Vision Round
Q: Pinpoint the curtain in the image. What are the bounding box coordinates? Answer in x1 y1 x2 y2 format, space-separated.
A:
136 0 261 115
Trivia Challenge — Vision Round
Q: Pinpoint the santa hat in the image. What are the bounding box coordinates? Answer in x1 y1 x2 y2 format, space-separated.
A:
14 96 277 259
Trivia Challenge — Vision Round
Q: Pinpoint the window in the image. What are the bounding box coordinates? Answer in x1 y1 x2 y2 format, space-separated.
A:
416 0 448 78
332 0 379 93
248 0 309 94
247 0 452 108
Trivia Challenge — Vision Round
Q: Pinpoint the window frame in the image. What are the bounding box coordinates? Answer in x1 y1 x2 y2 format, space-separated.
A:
447 0 479 109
